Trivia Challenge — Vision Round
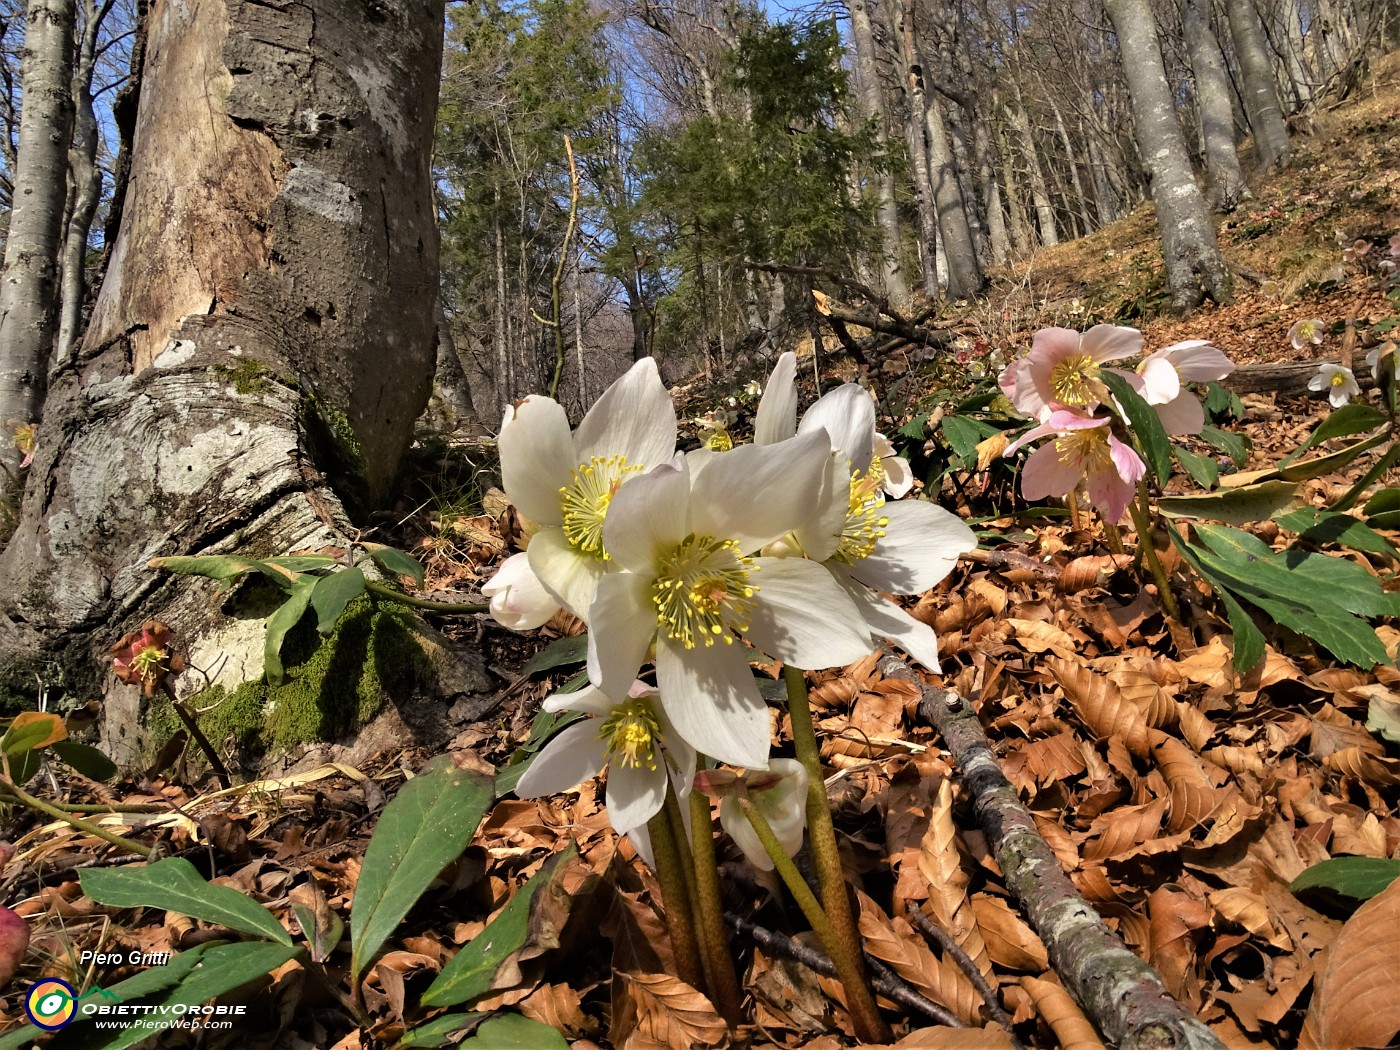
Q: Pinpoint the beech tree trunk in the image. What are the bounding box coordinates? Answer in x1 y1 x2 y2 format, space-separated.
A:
1105 0 1232 311
1007 93 1058 248
0 0 76 478
0 0 463 759
1227 0 1290 170
1182 0 1251 211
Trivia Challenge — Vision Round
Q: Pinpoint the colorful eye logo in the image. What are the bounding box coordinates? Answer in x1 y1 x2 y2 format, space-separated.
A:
25 978 77 1031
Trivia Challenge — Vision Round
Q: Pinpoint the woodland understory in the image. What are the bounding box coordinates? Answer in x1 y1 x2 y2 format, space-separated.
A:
1 3 1400 1049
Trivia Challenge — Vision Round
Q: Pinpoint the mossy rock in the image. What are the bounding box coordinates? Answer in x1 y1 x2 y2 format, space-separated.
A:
154 595 433 762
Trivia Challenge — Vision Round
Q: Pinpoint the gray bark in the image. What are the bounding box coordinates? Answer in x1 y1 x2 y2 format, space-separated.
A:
0 0 76 478
1182 0 1251 211
847 0 910 306
1106 0 1232 311
922 94 981 299
1007 94 1058 248
1227 0 1289 169
893 0 940 298
0 0 466 757
997 123 1031 257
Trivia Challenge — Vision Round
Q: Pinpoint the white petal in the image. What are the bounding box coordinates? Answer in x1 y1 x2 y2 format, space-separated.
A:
879 436 914 498
603 460 691 573
605 760 667 835
575 358 677 468
627 826 656 869
1165 342 1234 381
542 682 614 715
848 500 976 595
799 384 875 472
755 352 798 446
790 452 850 562
513 720 605 797
746 557 873 668
655 638 771 769
719 795 774 869
587 572 658 701
839 573 945 670
498 397 573 526
1136 356 1180 406
526 528 607 621
1081 324 1143 363
1153 392 1205 435
483 552 560 631
690 432 830 553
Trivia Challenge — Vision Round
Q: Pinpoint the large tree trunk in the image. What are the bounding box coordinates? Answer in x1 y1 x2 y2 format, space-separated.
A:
0 0 76 477
1182 0 1251 211
0 0 470 762
1006 92 1058 248
1105 0 1232 311
1227 0 1290 170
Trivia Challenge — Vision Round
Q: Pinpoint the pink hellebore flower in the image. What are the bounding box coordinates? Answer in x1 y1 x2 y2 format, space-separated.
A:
1134 339 1235 436
1288 319 1326 351
1013 324 1144 416
1005 411 1146 524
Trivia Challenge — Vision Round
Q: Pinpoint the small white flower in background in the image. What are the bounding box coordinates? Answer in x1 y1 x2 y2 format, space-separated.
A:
514 681 695 863
1308 363 1360 408
1288 318 1327 350
482 553 559 630
1365 344 1396 382
744 380 763 398
872 432 913 498
1342 239 1372 264
718 759 809 871
496 358 677 622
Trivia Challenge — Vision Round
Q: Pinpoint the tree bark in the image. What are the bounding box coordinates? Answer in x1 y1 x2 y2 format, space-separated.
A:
1007 93 1058 248
0 0 463 758
1105 0 1232 311
0 0 76 477
1182 0 1251 211
1227 0 1289 170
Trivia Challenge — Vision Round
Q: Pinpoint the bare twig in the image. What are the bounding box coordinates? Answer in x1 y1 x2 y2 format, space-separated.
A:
905 902 1023 1048
879 656 1226 1050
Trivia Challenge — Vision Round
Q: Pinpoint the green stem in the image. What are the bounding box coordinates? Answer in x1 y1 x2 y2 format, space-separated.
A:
1102 519 1128 559
364 579 487 614
162 684 231 789
688 789 745 1027
664 785 698 920
646 803 706 993
1129 483 1181 621
0 776 154 858
783 665 892 1043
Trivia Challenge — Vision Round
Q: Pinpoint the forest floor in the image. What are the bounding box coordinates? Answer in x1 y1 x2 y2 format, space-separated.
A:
4 54 1400 1050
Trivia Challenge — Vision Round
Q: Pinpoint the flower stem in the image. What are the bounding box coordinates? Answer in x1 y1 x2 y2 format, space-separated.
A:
783 665 892 1043
364 579 488 614
1129 483 1180 621
1102 519 1127 558
646 801 706 993
688 789 745 1027
0 776 154 857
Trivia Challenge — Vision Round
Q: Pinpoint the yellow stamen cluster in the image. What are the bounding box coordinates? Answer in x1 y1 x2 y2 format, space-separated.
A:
598 697 663 771
1330 372 1349 388
835 469 889 564
1054 427 1113 472
652 533 758 649
1049 353 1099 406
706 428 733 452
559 455 643 559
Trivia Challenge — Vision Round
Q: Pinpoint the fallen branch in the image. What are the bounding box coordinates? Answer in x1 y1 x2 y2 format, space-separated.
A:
905 902 1021 1044
879 656 1225 1050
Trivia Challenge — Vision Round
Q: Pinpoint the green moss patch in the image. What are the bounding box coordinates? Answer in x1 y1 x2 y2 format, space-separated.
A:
158 596 432 760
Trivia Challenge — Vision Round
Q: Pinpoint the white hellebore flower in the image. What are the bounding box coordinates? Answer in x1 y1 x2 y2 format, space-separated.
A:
1365 343 1396 382
755 353 977 672
1134 339 1236 435
719 759 808 871
498 358 677 622
1309 363 1360 408
514 681 695 860
589 432 875 769
482 552 558 630
1288 318 1326 350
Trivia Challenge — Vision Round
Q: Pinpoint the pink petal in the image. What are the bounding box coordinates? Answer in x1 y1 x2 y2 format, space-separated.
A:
1020 442 1083 501
1081 324 1143 363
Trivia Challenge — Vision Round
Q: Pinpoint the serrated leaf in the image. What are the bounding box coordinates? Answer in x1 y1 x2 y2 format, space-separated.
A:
350 755 495 985
3 711 67 755
940 414 1000 465
1157 480 1300 524
897 414 929 441
1281 402 1388 465
81 858 292 945
310 567 367 635
364 543 427 589
1290 857 1400 903
259 555 341 573
1200 424 1251 466
1275 507 1399 558
148 554 264 583
263 577 316 686
422 845 575 1007
522 634 588 675
49 741 118 782
1203 381 1243 420
399 1012 487 1047
1100 369 1172 484
1173 443 1219 489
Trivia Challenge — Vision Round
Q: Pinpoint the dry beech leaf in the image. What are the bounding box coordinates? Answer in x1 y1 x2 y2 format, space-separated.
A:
970 894 1048 972
1149 731 1222 833
615 971 728 1049
1023 730 1087 785
1021 975 1106 1050
1307 876 1400 1050
918 779 994 985
856 890 983 1026
517 981 595 1037
1174 702 1217 753
1108 669 1175 728
1201 745 1265 776
1147 885 1212 1003
1081 797 1169 863
1207 887 1288 950
864 1026 1016 1049
1323 746 1400 786
1007 618 1079 658
1048 659 1152 758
